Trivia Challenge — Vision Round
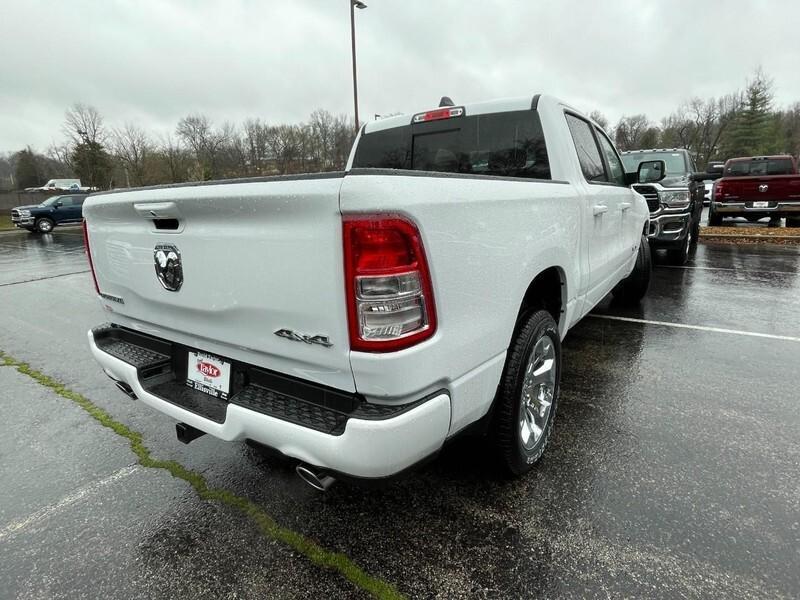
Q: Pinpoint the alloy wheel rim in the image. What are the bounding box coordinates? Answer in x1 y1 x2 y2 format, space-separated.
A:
519 335 556 451
40 221 52 232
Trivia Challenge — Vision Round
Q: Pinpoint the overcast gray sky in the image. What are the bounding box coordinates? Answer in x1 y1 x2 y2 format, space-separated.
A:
1 0 799 153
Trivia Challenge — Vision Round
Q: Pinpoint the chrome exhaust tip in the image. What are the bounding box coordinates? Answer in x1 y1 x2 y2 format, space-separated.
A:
296 464 336 491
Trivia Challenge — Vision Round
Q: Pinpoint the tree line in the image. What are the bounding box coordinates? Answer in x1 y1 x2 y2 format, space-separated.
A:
2 107 357 190
2 68 800 191
592 69 800 168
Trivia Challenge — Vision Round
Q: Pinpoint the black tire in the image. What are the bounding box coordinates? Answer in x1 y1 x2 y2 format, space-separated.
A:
35 217 55 234
768 218 782 228
666 225 693 265
612 234 651 304
708 206 722 226
491 309 561 477
689 218 700 250
746 215 762 223
786 217 800 228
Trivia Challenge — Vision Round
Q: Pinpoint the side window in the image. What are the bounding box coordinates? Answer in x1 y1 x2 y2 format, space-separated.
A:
74 196 86 206
565 114 606 182
59 197 74 207
595 130 626 186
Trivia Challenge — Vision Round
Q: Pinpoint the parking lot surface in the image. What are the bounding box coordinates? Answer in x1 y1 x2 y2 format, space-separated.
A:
1 228 799 599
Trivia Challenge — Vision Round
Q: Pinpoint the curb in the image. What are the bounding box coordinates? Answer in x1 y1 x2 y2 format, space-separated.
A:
699 233 800 243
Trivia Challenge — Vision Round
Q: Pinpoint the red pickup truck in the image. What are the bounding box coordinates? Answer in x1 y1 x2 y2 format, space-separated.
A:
708 155 800 226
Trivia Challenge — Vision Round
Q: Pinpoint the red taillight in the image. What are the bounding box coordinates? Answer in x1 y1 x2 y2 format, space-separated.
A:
714 181 725 200
343 216 437 352
82 219 100 294
412 107 464 123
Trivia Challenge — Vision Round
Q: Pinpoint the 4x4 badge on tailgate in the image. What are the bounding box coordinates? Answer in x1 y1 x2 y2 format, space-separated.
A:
154 244 183 292
274 329 333 347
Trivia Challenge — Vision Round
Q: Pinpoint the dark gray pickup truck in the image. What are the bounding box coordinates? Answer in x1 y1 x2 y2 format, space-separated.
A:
622 148 704 265
11 194 88 233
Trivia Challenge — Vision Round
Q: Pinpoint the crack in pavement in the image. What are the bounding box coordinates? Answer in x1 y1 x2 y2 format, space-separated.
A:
0 353 404 600
0 270 91 287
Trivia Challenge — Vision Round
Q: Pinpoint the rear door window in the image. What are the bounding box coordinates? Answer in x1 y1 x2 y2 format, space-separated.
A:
565 114 606 182
353 109 551 180
594 129 626 186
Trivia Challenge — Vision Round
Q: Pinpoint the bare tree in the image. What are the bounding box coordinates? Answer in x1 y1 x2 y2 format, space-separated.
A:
242 118 271 175
588 110 610 135
112 123 151 186
63 103 106 145
176 114 231 179
157 134 190 183
266 124 300 174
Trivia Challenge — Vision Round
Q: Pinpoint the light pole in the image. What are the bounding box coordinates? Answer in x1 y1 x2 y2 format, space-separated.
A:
350 0 366 134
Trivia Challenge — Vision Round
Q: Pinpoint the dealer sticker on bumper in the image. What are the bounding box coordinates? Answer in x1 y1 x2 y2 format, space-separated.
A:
187 351 231 399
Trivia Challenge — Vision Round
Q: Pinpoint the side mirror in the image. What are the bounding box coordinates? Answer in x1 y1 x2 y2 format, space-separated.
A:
637 160 666 184
54 201 62 208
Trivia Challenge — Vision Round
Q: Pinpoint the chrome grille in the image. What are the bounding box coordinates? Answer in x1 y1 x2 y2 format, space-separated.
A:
634 185 660 213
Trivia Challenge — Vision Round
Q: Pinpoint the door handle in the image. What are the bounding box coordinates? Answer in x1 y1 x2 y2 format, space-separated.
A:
593 204 608 216
133 201 180 219
620 202 632 211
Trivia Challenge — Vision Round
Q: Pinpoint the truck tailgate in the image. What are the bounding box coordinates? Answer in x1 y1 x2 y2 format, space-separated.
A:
719 175 800 201
83 175 355 392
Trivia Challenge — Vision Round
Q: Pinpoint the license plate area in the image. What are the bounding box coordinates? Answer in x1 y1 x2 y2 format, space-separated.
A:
751 201 769 209
186 351 231 399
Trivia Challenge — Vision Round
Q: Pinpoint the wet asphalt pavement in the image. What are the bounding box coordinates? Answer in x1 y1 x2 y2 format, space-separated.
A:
1 227 799 599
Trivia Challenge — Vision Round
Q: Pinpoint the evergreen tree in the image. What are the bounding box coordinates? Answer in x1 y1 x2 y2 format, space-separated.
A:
71 140 112 188
723 69 776 157
14 147 41 189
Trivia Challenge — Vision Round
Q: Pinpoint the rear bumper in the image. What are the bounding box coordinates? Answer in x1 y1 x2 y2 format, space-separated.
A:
87 325 451 478
714 201 800 216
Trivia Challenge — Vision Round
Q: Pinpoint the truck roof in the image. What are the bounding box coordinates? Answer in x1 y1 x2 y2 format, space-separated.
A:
725 155 795 163
363 94 587 134
620 148 688 155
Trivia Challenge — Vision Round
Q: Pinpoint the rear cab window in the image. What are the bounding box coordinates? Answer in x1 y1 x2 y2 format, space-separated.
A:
725 158 794 176
352 109 551 180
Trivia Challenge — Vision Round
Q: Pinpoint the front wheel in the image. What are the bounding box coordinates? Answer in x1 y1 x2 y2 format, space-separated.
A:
666 224 693 266
35 218 55 234
491 310 561 477
612 234 651 304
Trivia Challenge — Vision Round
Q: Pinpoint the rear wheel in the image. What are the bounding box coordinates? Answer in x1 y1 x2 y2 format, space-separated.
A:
708 205 722 226
786 217 800 228
491 310 560 477
612 234 651 304
35 217 54 233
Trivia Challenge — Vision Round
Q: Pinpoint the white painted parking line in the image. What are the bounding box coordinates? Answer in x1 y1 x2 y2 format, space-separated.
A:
659 265 797 275
589 314 800 343
0 464 139 541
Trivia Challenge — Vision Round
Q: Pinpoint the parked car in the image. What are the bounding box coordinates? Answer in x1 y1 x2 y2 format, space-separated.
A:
11 194 88 233
83 94 658 487
708 155 800 226
621 148 705 265
24 179 96 193
701 163 725 207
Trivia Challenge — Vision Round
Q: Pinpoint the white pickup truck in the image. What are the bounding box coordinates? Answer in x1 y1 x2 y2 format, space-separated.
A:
84 94 664 488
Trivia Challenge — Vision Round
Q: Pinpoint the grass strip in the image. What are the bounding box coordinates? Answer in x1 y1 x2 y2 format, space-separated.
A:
1 351 404 600
0 214 16 231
